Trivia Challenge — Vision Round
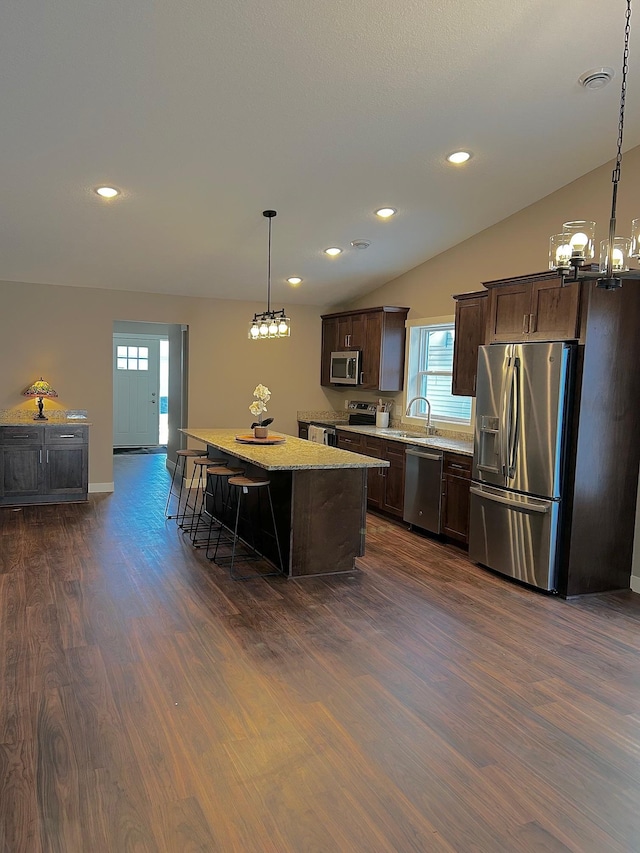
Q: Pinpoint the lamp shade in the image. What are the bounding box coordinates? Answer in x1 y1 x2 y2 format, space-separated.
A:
23 378 58 398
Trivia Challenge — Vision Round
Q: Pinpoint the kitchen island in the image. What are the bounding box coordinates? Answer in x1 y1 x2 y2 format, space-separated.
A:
180 428 388 577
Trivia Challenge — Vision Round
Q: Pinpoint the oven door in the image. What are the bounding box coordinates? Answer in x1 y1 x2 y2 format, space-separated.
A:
330 351 360 385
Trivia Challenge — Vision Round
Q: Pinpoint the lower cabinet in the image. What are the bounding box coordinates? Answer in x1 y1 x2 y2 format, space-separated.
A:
337 430 472 537
381 441 405 517
338 431 405 518
0 424 88 506
440 452 472 544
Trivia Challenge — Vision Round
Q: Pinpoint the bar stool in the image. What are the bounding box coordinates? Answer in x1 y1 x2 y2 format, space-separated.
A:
211 474 284 581
179 454 227 535
164 448 203 519
191 459 244 557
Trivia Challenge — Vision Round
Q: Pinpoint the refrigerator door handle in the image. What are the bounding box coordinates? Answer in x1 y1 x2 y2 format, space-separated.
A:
470 485 551 513
500 354 514 477
506 356 521 478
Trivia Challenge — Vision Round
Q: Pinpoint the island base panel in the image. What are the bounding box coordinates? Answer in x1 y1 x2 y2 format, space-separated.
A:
290 468 366 576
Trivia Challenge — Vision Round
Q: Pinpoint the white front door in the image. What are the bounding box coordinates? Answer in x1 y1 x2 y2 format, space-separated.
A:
113 335 161 447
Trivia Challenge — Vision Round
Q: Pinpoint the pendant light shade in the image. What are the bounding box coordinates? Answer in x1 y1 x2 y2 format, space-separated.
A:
248 210 291 339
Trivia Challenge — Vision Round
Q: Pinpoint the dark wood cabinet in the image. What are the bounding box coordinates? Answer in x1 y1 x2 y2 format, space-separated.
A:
381 441 405 517
484 271 581 343
337 431 405 517
452 290 487 396
0 424 88 506
336 431 364 453
321 306 409 391
440 453 472 544
363 436 384 509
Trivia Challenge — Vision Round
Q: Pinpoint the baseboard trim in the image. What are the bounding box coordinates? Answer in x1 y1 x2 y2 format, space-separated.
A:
630 575 640 595
89 483 115 493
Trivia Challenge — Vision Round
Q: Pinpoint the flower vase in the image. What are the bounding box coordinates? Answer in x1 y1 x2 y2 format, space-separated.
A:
253 425 269 439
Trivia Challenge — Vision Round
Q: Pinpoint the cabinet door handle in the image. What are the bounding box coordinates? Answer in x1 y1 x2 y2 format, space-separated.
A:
529 313 536 333
449 463 466 470
12 434 30 438
522 314 529 334
47 450 49 463
39 450 42 464
58 434 76 438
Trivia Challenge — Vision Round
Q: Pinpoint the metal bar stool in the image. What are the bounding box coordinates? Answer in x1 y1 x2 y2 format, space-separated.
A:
211 474 284 581
164 448 203 519
178 454 227 535
197 465 245 552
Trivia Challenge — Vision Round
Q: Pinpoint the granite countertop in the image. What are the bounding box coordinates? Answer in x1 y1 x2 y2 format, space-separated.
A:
0 418 92 426
335 424 474 456
181 428 389 471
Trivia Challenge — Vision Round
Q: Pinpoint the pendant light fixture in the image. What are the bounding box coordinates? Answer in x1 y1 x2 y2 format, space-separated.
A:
248 210 291 339
549 0 640 289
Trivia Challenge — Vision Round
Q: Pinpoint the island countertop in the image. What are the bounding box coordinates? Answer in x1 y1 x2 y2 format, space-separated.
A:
180 428 389 471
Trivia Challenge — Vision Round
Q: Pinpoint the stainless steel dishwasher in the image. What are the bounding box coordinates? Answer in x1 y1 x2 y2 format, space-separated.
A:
403 446 444 534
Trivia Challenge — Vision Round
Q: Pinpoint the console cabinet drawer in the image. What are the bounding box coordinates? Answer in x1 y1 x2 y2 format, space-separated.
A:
45 425 88 444
0 426 44 445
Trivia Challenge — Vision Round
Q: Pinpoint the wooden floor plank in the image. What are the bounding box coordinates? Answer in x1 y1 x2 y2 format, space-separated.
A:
1 452 640 852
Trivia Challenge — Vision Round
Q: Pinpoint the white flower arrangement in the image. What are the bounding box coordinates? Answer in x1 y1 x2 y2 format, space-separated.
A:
249 384 273 428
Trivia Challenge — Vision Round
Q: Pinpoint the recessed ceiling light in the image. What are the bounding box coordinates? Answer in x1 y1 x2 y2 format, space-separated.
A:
446 151 472 165
324 247 343 256
375 207 396 219
95 186 120 198
287 276 303 286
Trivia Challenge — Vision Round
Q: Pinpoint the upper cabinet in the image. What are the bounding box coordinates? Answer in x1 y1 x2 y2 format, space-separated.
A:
484 271 581 343
452 290 487 397
321 306 409 391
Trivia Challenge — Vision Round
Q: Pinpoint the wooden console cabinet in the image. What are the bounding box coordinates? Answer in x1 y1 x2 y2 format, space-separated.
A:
321 306 409 391
0 424 88 506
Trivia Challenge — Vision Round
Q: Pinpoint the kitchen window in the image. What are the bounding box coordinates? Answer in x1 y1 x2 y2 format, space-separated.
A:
405 318 472 425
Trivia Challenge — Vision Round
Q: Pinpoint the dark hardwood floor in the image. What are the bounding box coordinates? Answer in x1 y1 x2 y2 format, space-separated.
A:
2 453 640 852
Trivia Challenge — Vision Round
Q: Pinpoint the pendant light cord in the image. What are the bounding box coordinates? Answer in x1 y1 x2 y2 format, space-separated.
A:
607 0 632 276
263 209 277 316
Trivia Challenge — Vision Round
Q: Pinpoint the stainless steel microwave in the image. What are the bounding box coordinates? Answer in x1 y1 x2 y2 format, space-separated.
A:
329 351 361 385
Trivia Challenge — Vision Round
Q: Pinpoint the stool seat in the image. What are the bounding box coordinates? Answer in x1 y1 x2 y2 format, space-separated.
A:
228 475 270 488
206 465 244 476
176 448 202 458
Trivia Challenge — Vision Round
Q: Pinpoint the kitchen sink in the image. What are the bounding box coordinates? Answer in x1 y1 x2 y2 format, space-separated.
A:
380 429 414 438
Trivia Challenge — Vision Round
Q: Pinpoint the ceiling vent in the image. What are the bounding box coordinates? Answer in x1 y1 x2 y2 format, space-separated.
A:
578 67 615 90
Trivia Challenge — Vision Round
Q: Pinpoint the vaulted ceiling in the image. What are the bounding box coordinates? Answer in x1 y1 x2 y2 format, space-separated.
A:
1 0 637 307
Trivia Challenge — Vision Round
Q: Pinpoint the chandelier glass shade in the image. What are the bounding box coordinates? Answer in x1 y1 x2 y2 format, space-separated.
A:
248 210 291 340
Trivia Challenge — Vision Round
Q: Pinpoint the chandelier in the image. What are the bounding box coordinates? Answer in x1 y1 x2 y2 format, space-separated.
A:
249 210 291 339
549 0 640 289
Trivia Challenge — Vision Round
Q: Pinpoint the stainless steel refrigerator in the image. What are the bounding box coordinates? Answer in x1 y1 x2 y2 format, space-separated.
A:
468 342 574 591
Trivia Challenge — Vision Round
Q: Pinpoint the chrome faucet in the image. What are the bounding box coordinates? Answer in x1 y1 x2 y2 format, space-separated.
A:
405 396 435 435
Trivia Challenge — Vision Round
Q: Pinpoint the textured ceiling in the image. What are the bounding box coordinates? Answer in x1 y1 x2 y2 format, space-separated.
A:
0 0 637 307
